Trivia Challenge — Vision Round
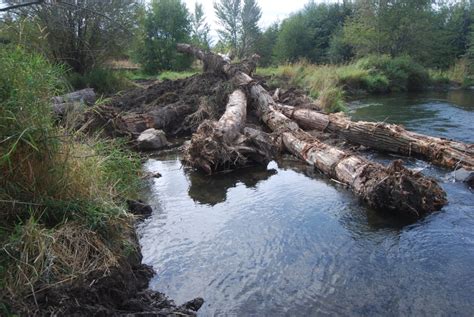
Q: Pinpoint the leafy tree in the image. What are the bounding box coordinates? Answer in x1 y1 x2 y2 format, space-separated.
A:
273 13 314 63
342 0 439 65
255 23 279 66
138 0 192 74
191 2 211 49
240 0 262 58
214 0 241 56
214 0 262 58
274 2 350 63
1 0 143 74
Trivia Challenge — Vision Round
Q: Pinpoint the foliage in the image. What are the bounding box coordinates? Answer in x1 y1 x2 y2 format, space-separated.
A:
214 0 242 56
2 0 144 74
255 23 279 67
356 55 429 91
137 0 192 74
273 2 351 64
0 46 142 303
240 0 262 58
191 2 212 49
67 68 133 95
257 54 437 112
214 0 262 58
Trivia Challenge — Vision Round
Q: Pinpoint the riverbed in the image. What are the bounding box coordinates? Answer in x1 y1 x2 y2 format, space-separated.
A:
138 90 474 316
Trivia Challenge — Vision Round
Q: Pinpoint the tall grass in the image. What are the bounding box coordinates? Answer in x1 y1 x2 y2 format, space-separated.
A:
256 55 431 113
0 46 142 311
429 58 473 87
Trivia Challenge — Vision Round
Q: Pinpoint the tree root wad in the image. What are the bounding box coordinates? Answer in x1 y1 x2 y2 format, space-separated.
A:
183 89 277 174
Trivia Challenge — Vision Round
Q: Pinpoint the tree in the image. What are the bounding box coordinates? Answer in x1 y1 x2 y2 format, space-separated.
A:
255 23 279 66
191 2 211 49
138 0 192 74
240 0 262 58
2 0 143 74
342 0 439 65
273 13 314 63
214 0 241 55
214 0 262 58
273 2 351 63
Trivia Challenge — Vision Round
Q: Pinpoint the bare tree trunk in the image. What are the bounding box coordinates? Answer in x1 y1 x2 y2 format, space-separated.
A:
275 105 474 170
177 43 447 219
92 102 196 137
183 89 276 174
51 88 96 117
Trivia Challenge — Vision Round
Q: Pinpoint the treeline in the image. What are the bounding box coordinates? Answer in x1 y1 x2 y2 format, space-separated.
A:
1 0 474 86
258 0 474 69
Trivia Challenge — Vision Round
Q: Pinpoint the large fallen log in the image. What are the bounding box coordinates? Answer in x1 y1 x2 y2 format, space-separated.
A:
275 105 474 170
183 89 276 174
51 88 96 117
91 102 196 137
178 43 447 219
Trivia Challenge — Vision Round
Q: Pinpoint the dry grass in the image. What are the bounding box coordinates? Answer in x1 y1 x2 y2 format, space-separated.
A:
0 47 142 313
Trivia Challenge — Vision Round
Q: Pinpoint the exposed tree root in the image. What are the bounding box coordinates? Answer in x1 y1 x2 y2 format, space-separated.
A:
183 89 276 174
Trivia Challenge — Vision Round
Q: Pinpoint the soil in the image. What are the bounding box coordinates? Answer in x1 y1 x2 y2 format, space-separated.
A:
6 205 203 317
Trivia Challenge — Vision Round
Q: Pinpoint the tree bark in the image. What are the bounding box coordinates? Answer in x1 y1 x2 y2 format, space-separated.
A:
183 89 276 174
275 105 474 171
178 43 447 219
51 88 96 117
92 102 196 137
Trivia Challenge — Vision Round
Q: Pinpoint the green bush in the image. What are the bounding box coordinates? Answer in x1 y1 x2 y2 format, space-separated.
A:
357 55 429 91
68 68 132 95
0 46 142 303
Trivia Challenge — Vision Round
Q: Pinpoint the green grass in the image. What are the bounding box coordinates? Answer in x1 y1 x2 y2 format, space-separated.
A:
257 55 435 113
429 58 473 87
0 46 142 309
121 69 197 82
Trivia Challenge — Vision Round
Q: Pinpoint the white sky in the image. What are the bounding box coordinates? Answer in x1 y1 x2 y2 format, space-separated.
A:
182 0 315 41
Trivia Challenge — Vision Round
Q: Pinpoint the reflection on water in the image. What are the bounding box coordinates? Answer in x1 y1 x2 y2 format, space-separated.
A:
138 91 474 316
350 90 474 143
188 166 277 206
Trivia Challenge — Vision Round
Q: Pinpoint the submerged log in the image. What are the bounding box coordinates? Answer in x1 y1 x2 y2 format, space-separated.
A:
178 43 447 219
275 105 474 171
183 89 276 174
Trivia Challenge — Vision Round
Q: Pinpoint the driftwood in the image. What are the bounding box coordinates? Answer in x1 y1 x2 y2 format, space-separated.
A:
275 105 474 171
183 89 276 174
92 102 196 137
52 88 96 117
177 43 447 219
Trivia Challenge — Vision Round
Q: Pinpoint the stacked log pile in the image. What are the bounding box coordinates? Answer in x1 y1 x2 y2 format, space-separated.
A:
176 44 456 220
85 44 474 221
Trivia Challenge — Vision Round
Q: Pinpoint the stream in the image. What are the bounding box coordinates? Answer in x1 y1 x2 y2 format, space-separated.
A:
138 90 474 316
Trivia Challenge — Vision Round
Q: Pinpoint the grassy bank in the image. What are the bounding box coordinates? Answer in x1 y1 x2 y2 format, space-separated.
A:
0 47 142 314
257 56 471 113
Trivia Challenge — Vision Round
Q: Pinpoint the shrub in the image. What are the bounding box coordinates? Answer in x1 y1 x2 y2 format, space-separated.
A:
357 55 429 91
68 68 133 95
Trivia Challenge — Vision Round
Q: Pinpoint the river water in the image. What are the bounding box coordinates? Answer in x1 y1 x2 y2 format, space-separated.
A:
138 90 474 316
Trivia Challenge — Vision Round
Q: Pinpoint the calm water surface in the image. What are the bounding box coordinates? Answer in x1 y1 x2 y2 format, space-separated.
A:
138 90 474 316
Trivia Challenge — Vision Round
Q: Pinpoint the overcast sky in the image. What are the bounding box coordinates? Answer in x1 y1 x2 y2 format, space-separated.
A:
182 0 314 41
